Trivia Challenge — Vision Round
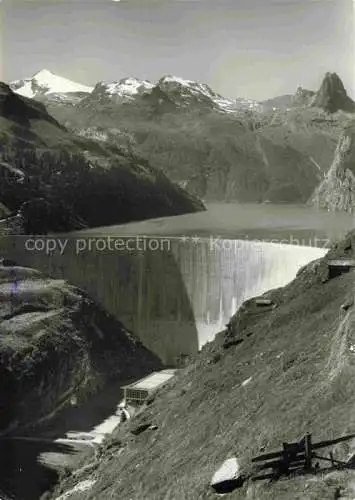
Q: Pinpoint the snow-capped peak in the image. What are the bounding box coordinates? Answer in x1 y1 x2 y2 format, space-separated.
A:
94 77 154 98
32 69 55 80
10 69 94 99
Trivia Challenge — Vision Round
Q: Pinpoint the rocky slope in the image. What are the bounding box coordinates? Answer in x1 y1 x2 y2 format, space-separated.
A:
49 230 355 500
309 120 355 212
0 262 162 435
0 82 205 233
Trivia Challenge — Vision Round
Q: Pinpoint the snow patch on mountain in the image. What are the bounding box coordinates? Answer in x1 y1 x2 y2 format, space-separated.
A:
156 75 260 112
92 77 154 101
104 77 154 96
156 75 239 113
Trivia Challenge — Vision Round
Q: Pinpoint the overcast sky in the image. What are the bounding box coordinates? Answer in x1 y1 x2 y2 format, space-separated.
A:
1 0 354 101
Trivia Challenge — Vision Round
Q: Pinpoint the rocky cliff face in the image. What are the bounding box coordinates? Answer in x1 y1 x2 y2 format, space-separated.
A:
0 263 162 434
309 121 355 212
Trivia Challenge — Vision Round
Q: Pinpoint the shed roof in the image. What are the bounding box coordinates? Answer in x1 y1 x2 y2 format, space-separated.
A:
327 259 355 267
122 369 178 392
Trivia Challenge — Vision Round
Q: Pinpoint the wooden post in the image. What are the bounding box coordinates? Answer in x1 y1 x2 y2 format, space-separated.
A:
304 433 312 471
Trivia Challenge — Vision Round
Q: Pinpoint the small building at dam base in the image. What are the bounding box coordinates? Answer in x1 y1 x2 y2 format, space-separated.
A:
121 369 179 406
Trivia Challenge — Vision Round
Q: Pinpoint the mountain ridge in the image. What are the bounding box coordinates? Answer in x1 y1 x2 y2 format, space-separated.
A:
9 70 258 112
10 69 354 115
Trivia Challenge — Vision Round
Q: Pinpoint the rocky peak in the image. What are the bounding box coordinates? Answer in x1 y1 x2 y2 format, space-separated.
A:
311 72 355 113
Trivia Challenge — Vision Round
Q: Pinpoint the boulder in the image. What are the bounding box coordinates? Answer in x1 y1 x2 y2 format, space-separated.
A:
210 457 245 493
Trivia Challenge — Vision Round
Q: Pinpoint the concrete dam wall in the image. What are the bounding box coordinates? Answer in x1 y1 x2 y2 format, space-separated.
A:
175 238 327 347
0 235 326 364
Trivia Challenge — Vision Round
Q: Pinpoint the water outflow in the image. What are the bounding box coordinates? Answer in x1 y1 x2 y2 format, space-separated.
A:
1 236 326 364
170 238 327 348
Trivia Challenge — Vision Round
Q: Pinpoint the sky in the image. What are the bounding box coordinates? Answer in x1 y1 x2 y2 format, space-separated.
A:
0 0 354 101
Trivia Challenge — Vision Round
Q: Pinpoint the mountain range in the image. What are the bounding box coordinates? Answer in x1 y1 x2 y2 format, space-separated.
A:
5 69 355 211
0 81 204 233
9 69 355 115
26 71 352 204
9 69 259 112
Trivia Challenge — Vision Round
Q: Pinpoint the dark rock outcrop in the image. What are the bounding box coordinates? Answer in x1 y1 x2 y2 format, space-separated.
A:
0 82 66 129
310 72 355 114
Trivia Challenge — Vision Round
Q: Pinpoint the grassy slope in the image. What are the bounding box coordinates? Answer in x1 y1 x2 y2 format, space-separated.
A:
50 232 355 500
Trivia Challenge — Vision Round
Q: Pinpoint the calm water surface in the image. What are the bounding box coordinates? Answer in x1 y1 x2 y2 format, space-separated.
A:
75 203 355 247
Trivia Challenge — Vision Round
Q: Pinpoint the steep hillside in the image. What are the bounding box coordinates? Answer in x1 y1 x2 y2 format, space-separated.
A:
50 231 355 500
0 82 204 232
309 120 355 212
0 262 162 435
